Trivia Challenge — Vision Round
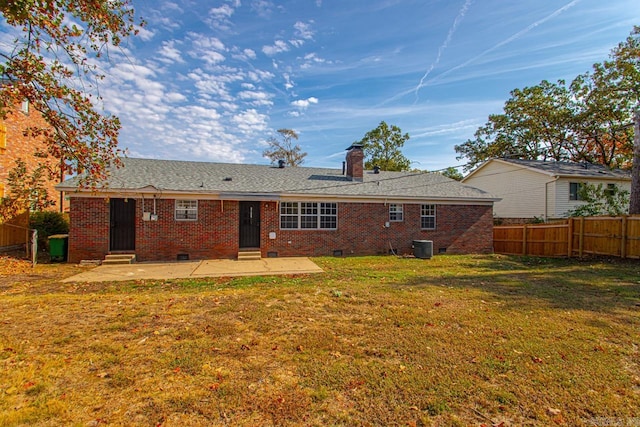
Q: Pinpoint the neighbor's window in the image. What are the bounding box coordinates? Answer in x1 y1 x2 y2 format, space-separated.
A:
569 182 583 201
175 200 198 220
421 204 436 230
605 183 616 196
389 204 403 222
280 202 337 230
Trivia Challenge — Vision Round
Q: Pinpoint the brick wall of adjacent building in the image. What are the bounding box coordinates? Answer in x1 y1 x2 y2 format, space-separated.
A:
68 197 494 262
0 105 61 209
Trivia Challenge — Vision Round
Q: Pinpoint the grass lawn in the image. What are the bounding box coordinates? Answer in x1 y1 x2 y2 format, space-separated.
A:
1 254 639 426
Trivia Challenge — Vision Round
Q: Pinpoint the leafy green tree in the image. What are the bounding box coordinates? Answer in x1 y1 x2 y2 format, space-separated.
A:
0 0 142 188
439 167 464 181
263 129 307 167
456 27 640 173
455 80 578 171
567 183 629 217
30 211 69 249
357 121 411 171
0 158 55 222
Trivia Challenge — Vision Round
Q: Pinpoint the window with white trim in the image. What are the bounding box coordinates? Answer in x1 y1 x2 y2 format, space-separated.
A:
280 202 337 229
175 200 198 220
421 204 436 230
389 204 403 222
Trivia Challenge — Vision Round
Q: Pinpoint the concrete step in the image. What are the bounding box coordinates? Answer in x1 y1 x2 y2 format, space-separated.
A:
237 250 261 261
103 254 136 264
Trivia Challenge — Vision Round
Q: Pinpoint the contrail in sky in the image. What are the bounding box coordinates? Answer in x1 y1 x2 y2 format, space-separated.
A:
425 0 581 86
414 0 474 101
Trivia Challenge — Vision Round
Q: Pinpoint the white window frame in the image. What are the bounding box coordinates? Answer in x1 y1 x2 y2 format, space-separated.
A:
175 200 198 221
280 202 337 230
421 204 436 230
389 204 403 222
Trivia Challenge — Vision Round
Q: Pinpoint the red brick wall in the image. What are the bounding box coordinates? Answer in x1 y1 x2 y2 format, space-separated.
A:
68 197 493 262
135 199 238 261
262 202 494 257
0 106 61 209
68 198 110 262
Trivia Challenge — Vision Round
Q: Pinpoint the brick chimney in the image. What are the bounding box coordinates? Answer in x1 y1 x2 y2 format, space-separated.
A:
345 143 364 181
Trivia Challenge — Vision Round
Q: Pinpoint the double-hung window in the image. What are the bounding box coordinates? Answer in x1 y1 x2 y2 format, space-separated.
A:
421 204 436 230
389 204 403 222
280 202 337 230
569 182 583 201
175 200 198 220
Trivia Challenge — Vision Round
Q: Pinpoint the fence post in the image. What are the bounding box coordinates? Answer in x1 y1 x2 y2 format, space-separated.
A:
578 217 584 258
522 224 528 256
568 218 573 258
25 228 30 259
621 216 627 259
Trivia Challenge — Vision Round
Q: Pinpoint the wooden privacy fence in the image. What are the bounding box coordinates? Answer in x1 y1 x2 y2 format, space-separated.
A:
494 215 640 259
0 211 30 249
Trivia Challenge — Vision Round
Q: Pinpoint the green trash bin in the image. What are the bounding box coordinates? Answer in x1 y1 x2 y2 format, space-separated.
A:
48 234 69 262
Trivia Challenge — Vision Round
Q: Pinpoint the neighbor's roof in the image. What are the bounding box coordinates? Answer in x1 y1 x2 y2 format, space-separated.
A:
58 157 497 203
464 158 632 181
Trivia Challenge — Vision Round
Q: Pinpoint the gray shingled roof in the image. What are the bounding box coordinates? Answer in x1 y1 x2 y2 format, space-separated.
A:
58 157 496 202
500 158 631 179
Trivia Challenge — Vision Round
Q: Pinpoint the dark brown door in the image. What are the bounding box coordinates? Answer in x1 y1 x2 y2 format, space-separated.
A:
239 201 260 248
110 198 136 251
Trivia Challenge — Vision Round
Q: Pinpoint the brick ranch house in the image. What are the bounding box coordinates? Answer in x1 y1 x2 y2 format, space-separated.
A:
56 145 498 263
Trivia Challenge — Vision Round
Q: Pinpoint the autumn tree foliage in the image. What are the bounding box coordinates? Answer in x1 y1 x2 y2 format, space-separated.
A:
456 26 640 173
263 129 307 167
0 0 142 188
356 121 411 171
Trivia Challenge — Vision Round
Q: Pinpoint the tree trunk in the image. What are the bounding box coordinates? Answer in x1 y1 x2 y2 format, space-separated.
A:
630 109 640 214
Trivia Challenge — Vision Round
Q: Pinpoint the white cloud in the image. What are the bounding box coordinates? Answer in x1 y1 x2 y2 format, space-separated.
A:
207 3 238 30
291 97 319 109
232 109 269 134
238 90 274 106
251 0 275 18
187 33 227 66
209 4 234 18
187 69 236 102
300 52 327 69
157 40 185 64
189 32 226 52
283 73 294 90
262 40 290 56
294 21 314 40
135 25 156 42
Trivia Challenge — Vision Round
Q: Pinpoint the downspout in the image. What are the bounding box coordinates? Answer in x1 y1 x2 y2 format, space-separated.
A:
544 176 559 221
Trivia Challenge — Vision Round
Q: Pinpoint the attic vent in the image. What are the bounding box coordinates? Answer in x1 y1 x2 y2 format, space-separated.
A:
278 159 286 168
223 177 232 181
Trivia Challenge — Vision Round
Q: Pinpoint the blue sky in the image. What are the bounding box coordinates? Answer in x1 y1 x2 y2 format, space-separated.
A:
6 0 640 172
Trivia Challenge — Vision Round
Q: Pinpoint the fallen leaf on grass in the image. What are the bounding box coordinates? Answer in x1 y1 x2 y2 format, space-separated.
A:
532 356 544 364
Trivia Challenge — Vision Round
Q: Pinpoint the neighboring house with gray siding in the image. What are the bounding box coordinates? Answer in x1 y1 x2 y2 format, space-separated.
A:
462 158 631 222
